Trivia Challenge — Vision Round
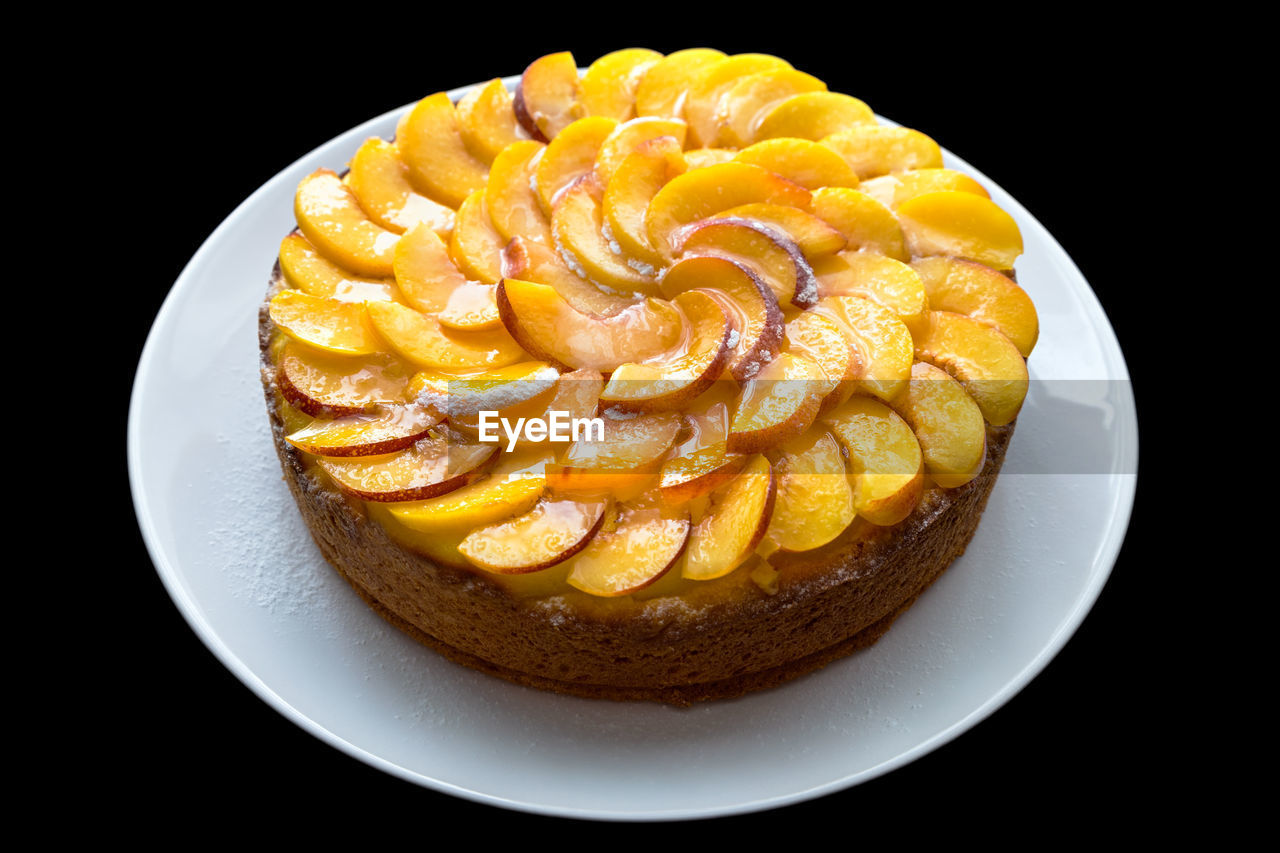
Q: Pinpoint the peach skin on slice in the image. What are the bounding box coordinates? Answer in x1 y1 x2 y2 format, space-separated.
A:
367 300 526 370
456 78 528 165
897 191 1024 271
566 496 691 596
278 233 398 303
811 295 914 403
459 496 610 574
294 169 399 278
823 397 924 526
810 187 907 260
285 403 440 457
602 136 687 270
346 138 456 236
682 53 792 147
728 352 827 454
317 429 496 502
449 190 505 285
534 115 618 214
715 68 826 148
894 362 987 488
388 445 553 534
911 256 1038 356
683 453 776 580
675 216 819 308
552 178 658 295
487 140 553 247
754 91 876 142
392 223 468 314
712 204 846 259
911 310 1029 426
495 277 681 371
580 48 663 120
764 430 855 552
659 255 783 382
645 162 811 259
514 51 584 142
634 48 726 118
269 290 382 356
734 137 861 190
782 311 861 414
500 235 637 317
594 116 688 185
813 251 927 325
276 342 412 418
860 168 989 209
821 125 943 180
396 92 490 208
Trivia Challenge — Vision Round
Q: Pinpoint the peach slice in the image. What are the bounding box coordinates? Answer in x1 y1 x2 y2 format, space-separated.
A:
823 397 924 526
269 290 381 356
821 125 943 180
598 291 731 413
727 352 827 454
810 187 908 260
646 162 811 259
456 78 528 165
602 136 687 270
275 342 412 418
438 282 500 332
594 117 688 185
782 311 861 414
388 445 554 534
896 191 1024 271
487 140 553 247
754 91 876 142
560 410 681 472
496 277 681 371
534 115 618 214
911 310 1029 426
317 429 496 502
552 178 657 295
659 399 745 503
812 295 914 403
396 92 490 208
392 223 468 314
367 300 525 370
894 362 987 488
682 149 737 170
580 48 663 120
716 68 826 147
683 53 792 147
764 430 855 552
734 137 860 190
449 190 505 285
659 255 783 381
411 360 559 418
514 51 583 142
278 233 398 303
481 367 603 451
634 47 726 118
294 169 399 278
683 454 776 580
860 168 989 209
712 204 846 259
285 404 440 457
500 235 636 317
813 251 927 325
675 216 819 309
566 497 691 596
459 496 609 574
346 138 456 236
911 256 1038 356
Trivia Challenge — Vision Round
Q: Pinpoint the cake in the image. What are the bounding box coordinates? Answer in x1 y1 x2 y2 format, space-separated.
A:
259 48 1039 705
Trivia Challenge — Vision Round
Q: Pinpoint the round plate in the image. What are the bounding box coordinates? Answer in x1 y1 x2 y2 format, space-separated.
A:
129 79 1137 820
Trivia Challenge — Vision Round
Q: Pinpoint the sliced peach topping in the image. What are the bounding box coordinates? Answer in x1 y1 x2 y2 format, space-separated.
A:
294 169 399 278
500 235 637 317
269 290 381 356
366 300 526 370
675 216 819 309
823 397 924 526
716 68 826 147
534 115 617 214
566 496 691 596
813 251 927 325
411 361 559 418
897 190 1023 271
579 48 663 120
487 140 553 247
456 78 528 165
683 454 776 580
683 53 793 147
392 224 468 314
552 178 658 295
782 311 861 414
396 92 490 208
634 48 726 118
764 430 855 552
459 496 609 574
560 411 681 472
602 136 687 270
894 362 987 488
449 190 505 285
911 256 1038 357
910 310 1028 426
810 187 907 260
682 149 737 170
278 233 398 303
659 397 745 503
728 352 827 454
346 138 455 237
821 125 943 180
713 204 846 259
754 91 876 142
388 445 554 534
594 117 687 185
860 168 989 209
734 137 861 190
317 429 496 502
275 342 411 418
811 295 914 403
514 51 584 142
285 404 440 457
438 282 500 332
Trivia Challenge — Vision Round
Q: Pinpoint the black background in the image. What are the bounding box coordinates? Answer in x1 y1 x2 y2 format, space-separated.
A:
110 16 1167 836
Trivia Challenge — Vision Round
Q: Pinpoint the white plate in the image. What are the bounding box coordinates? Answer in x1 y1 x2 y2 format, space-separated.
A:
129 80 1137 820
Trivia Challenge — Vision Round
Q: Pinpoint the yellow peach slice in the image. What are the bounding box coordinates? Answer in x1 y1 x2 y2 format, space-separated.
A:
294 169 399 278
275 342 412 417
580 48 663 120
821 125 943 180
894 362 987 488
716 69 827 147
487 140 553 247
449 190 505 285
734 137 861 190
602 136 687 270
712 204 846 259
500 235 636 317
459 496 610 574
278 233 398 303
388 445 553 534
682 149 737 170
659 401 745 503
496 277 681 371
566 497 691 596
534 115 618 214
285 404 440 457
782 311 861 414
754 91 876 142
896 191 1024 271
810 187 908 260
646 162 811 259
911 256 1038 356
269 290 381 356
594 117 688 185
552 178 657 295
392 224 467 314
683 53 792 147
859 168 989 209
812 295 914 403
764 430 855 552
813 251 927 325
317 429 496 502
911 310 1029 426
346 138 456 236
396 92 490 208
823 397 924 526
728 352 827 454
634 48 726 118
675 215 819 309
598 291 731 413
456 78 528 165
683 454 776 580
561 411 681 472
411 361 559 418
367 300 525 370
514 51 583 142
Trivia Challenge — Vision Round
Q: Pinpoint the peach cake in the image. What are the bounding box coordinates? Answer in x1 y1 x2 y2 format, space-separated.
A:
259 48 1039 704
